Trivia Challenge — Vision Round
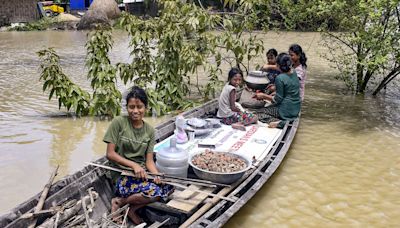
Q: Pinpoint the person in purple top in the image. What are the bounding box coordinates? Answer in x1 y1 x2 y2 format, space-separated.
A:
289 44 307 101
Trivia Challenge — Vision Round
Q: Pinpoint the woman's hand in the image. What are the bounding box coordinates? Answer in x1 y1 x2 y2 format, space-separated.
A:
153 175 162 185
253 92 266 100
132 163 147 179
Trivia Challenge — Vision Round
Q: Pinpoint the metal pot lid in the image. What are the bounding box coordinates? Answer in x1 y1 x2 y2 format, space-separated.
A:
244 70 270 84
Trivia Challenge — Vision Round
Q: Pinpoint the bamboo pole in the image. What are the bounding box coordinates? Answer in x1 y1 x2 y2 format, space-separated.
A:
86 162 229 187
120 171 236 202
151 173 230 187
28 165 59 228
88 162 236 202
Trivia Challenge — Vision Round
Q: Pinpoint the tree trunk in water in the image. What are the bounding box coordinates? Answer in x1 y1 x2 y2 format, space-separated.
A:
355 43 364 94
372 70 400 96
356 63 364 94
360 69 374 93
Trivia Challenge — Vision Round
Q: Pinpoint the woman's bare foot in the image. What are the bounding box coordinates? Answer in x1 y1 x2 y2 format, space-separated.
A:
232 122 246 131
127 207 144 225
268 121 280 128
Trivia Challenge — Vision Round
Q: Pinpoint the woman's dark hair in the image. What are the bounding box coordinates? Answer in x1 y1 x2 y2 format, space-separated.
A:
266 48 278 57
228 68 243 82
276 53 292 73
289 44 307 68
126 86 148 108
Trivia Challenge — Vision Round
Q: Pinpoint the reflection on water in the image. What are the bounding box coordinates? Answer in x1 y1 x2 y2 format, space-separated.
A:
0 31 399 226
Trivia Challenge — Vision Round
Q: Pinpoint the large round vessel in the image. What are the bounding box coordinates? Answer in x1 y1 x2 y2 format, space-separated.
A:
244 70 270 90
156 137 189 177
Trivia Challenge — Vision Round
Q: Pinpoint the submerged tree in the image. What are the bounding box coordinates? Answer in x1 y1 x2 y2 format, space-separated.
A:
230 0 400 95
316 0 400 95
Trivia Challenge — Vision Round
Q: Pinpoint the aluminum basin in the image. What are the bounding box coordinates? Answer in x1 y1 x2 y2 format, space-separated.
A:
189 152 251 184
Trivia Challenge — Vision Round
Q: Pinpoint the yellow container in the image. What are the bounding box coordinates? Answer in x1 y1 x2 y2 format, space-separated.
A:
43 5 64 14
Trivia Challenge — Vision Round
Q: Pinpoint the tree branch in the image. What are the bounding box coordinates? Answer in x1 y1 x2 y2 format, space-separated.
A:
372 66 400 95
326 32 357 53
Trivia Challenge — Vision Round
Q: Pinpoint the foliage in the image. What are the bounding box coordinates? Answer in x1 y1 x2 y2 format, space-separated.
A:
317 0 400 95
38 48 91 116
118 0 264 115
265 0 341 31
86 29 122 116
39 0 265 116
38 30 121 117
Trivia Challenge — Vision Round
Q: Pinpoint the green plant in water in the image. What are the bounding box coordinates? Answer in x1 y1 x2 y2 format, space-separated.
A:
317 0 400 95
86 29 122 116
38 48 91 116
38 29 121 117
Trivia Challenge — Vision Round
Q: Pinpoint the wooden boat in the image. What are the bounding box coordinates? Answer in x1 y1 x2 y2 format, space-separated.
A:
0 99 299 228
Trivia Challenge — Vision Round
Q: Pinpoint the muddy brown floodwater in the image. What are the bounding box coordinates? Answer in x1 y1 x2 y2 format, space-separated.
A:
0 31 399 227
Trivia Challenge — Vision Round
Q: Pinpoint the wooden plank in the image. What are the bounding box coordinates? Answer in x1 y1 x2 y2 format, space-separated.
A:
167 185 212 213
179 174 247 228
148 218 170 228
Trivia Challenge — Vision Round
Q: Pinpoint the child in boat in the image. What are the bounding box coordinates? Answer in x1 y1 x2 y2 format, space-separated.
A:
289 44 307 101
253 53 301 128
217 68 258 128
261 48 280 94
262 48 281 84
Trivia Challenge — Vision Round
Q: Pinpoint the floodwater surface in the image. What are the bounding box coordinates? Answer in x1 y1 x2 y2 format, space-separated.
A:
0 31 399 227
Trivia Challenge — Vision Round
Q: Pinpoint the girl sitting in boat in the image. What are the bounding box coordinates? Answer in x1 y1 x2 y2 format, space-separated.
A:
103 86 174 224
289 44 307 101
261 48 281 95
261 48 280 85
253 53 301 129
217 68 258 128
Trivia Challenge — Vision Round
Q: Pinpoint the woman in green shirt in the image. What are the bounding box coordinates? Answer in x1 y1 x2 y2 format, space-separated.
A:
254 53 301 129
103 86 173 224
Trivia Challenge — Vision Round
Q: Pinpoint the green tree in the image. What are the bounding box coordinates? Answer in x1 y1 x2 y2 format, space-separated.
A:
38 0 265 117
117 0 264 115
316 0 400 95
38 48 91 116
39 28 121 117
223 0 399 95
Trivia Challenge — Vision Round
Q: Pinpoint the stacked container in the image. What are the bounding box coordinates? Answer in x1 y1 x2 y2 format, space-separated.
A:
156 137 189 177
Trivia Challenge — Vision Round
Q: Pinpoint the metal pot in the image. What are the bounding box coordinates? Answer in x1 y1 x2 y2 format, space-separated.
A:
244 70 270 90
245 81 269 91
189 152 252 184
